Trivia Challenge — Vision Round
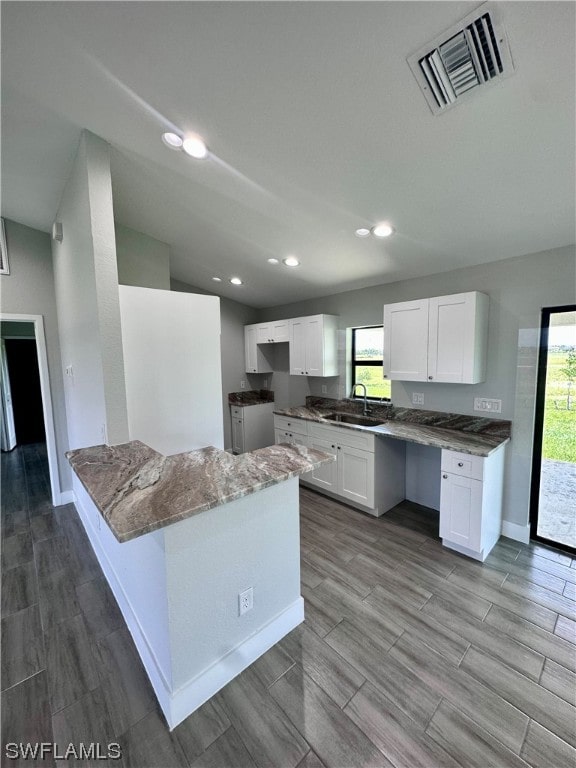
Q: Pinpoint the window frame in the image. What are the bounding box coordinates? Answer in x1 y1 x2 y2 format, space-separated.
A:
350 325 390 401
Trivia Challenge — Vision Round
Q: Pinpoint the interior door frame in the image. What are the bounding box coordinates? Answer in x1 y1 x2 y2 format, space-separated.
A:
0 312 62 506
529 303 576 553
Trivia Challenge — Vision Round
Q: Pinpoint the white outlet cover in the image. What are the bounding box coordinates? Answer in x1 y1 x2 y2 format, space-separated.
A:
239 587 253 615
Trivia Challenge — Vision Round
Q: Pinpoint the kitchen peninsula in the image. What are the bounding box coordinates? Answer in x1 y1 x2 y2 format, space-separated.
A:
67 439 334 730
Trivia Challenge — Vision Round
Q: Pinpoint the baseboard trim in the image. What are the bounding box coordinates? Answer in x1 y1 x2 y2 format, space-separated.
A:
501 520 530 545
57 490 75 505
168 597 304 730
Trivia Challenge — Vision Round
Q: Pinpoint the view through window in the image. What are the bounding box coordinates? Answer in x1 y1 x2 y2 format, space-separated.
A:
351 326 391 400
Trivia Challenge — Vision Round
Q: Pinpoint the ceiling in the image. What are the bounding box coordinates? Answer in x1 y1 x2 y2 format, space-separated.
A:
2 1 575 308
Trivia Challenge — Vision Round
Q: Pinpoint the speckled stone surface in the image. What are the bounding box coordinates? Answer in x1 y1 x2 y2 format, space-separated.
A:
67 440 334 543
274 398 511 457
228 390 274 406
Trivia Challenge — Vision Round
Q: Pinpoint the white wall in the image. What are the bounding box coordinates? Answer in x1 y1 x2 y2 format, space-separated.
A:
116 223 170 290
171 279 259 450
0 219 71 488
256 244 576 528
52 131 129 450
119 286 224 455
165 479 301 690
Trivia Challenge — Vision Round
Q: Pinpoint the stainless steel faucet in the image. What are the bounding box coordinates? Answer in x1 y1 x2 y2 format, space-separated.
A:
350 383 370 415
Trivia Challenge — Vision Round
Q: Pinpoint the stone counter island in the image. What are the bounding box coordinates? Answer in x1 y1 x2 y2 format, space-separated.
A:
67 439 334 730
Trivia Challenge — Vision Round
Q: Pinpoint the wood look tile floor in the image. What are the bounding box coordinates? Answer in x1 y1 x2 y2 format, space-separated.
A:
2 444 576 768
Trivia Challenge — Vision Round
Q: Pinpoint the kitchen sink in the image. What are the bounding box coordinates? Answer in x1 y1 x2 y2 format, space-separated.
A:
324 413 381 427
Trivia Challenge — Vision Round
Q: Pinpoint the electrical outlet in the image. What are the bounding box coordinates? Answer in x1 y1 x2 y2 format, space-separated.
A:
412 392 424 405
474 397 502 414
240 380 246 389
321 385 327 394
239 587 253 616
264 379 268 389
100 424 107 444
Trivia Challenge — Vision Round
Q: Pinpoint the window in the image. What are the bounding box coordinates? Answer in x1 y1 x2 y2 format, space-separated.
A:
351 326 391 400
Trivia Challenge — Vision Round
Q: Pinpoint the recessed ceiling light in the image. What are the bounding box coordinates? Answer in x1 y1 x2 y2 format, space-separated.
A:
283 257 300 267
230 277 243 285
162 132 183 149
355 228 371 238
212 277 222 282
267 258 280 264
182 134 208 159
372 222 395 238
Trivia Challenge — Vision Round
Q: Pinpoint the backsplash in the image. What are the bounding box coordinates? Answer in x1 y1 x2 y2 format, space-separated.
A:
305 396 511 438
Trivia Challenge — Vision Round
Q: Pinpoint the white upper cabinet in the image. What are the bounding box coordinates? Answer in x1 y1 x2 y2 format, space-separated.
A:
245 314 338 377
256 321 290 344
244 324 273 374
289 314 338 377
383 299 429 381
383 292 489 384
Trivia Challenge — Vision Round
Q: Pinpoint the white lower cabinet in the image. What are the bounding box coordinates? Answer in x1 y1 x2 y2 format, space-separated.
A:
230 403 275 454
307 437 338 491
439 446 505 561
274 415 309 448
338 444 375 507
280 418 405 516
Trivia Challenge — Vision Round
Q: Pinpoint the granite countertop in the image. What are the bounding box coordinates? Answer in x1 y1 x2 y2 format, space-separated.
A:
67 440 334 543
274 403 511 457
228 390 274 407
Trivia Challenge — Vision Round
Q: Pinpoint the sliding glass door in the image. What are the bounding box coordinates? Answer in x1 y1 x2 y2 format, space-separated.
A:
530 305 576 553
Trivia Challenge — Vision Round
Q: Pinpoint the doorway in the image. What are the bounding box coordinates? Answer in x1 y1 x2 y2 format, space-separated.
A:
3 336 46 444
0 313 62 506
530 305 576 553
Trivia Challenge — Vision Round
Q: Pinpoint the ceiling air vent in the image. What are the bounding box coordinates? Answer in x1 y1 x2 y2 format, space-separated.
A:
408 3 514 114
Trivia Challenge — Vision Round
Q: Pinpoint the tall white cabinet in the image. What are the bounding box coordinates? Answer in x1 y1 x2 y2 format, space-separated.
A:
383 291 489 383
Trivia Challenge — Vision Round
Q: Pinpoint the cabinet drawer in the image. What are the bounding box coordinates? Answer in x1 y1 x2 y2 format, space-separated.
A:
230 406 244 419
441 450 484 480
308 422 375 453
273 416 308 436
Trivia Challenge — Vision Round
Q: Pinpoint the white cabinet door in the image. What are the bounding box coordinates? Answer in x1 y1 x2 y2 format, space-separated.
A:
428 295 469 383
383 299 429 381
289 318 307 375
272 321 290 343
232 417 244 454
338 445 374 507
429 292 488 384
257 324 272 344
304 316 324 376
307 436 338 491
245 325 258 373
439 472 482 551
